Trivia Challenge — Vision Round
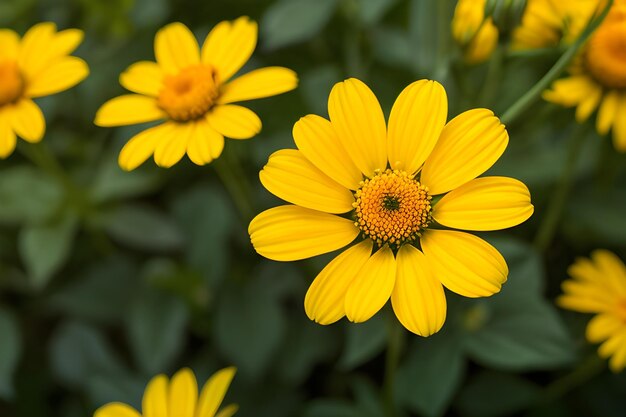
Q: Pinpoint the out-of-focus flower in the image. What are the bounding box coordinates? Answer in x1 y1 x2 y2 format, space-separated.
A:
94 367 237 417
558 250 626 372
0 23 88 158
543 2 626 151
249 78 533 337
95 18 298 171
452 0 500 64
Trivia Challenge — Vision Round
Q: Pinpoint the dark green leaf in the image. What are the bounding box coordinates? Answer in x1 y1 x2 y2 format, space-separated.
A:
0 308 20 399
303 400 363 417
357 0 397 25
339 313 387 370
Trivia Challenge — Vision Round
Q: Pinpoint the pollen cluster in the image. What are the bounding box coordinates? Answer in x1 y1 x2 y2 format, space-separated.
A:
0 60 24 106
353 169 432 247
585 18 626 89
157 64 219 122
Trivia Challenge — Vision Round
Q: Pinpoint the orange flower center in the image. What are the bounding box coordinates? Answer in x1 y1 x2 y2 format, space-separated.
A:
157 64 219 122
0 60 24 107
353 169 432 247
616 299 626 322
585 19 626 89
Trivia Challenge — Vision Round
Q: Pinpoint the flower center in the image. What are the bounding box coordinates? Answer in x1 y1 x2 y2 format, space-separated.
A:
585 19 626 89
157 64 219 122
353 169 432 247
0 60 24 107
616 299 626 323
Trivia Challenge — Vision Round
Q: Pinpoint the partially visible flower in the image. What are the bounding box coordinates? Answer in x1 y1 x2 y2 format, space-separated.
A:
94 367 237 417
543 2 626 151
0 22 88 158
557 250 626 372
249 78 533 337
452 0 499 64
95 18 298 171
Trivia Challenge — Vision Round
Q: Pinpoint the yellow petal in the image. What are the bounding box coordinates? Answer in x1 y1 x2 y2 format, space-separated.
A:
613 93 626 152
168 368 198 417
543 76 598 107
596 90 619 135
391 245 446 336
249 205 359 261
575 83 602 122
155 22 200 74
201 17 258 82
120 61 164 96
0 111 16 158
206 105 261 139
586 313 622 344
590 250 626 295
187 118 224 165
421 108 508 195
345 245 397 323
94 403 141 417
260 149 354 214
17 22 56 79
607 335 626 373
154 122 193 168
197 367 236 417
142 374 168 417
215 405 239 417
305 240 373 324
328 78 387 177
292 114 362 190
95 95 166 127
9 99 45 143
421 230 508 298
118 122 174 171
0 29 19 60
50 28 84 56
25 56 89 98
432 176 534 231
218 67 298 104
387 80 447 174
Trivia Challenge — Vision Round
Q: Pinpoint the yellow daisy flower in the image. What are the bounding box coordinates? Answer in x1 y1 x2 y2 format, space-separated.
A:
95 18 298 171
557 250 626 372
0 22 88 158
249 78 534 337
452 0 499 64
94 367 237 417
543 1 626 151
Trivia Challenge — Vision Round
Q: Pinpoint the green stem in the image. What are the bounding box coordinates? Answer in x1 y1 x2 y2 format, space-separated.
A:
500 0 613 125
478 41 505 106
383 316 405 417
213 147 256 222
540 354 605 403
533 124 589 252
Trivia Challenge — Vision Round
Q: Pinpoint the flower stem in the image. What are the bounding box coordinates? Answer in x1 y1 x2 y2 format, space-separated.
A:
500 0 613 125
540 354 605 404
383 315 405 417
533 124 589 252
213 146 256 222
478 41 505 106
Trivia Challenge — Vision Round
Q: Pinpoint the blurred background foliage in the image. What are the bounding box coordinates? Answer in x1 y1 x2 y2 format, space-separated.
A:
1 0 626 416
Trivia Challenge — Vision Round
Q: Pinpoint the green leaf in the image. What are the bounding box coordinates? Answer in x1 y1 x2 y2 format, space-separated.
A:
261 0 338 50
339 313 387 370
396 329 466 417
0 165 62 225
303 400 363 417
100 203 184 251
300 65 342 115
455 371 540 417
0 308 20 399
127 288 188 375
214 278 287 380
18 213 78 289
357 0 397 25
371 28 414 70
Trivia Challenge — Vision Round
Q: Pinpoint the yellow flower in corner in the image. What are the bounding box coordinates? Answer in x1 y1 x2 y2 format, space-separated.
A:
249 78 533 337
452 0 499 64
0 22 88 158
95 18 298 171
94 367 237 417
557 250 626 372
544 2 626 151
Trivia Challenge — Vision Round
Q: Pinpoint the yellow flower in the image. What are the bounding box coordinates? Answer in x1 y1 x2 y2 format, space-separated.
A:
249 78 533 337
452 0 499 64
543 2 626 151
0 22 88 158
94 367 237 417
511 0 598 50
95 18 298 171
557 250 626 372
